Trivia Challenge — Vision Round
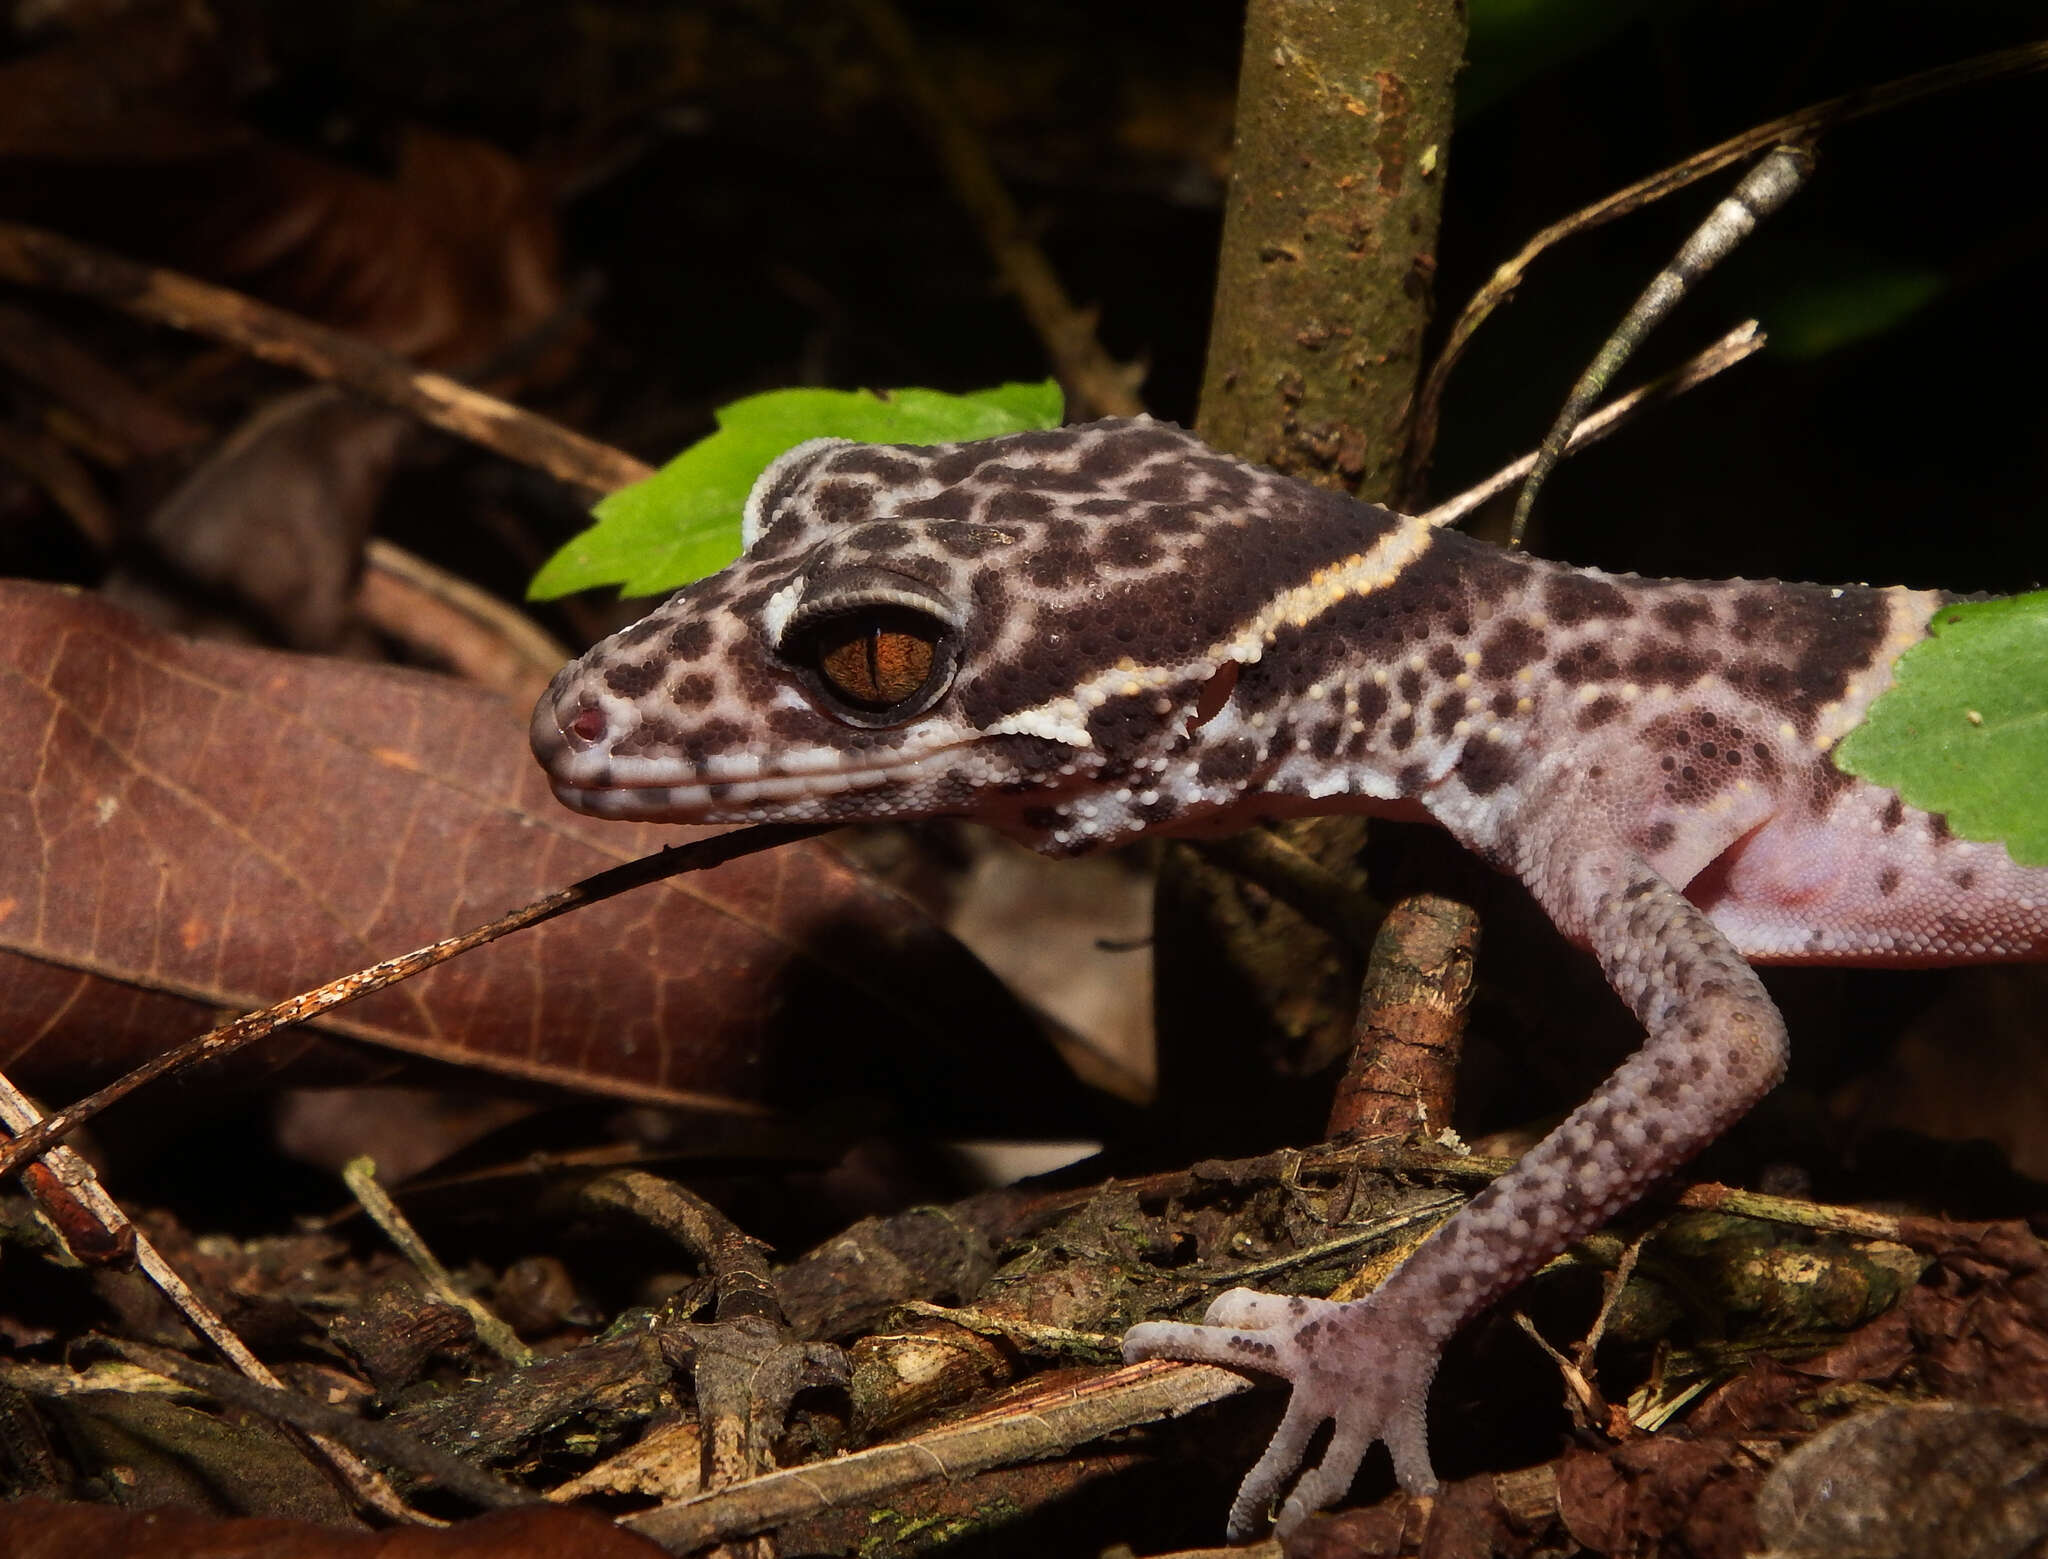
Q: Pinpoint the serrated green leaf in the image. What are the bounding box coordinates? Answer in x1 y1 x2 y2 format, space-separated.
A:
1834 590 2048 866
528 380 1064 600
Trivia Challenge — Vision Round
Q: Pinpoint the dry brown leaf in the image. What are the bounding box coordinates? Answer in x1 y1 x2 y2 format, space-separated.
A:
1755 1403 2048 1558
103 387 411 652
167 130 567 372
0 1 255 165
0 582 1081 1131
0 1499 669 1559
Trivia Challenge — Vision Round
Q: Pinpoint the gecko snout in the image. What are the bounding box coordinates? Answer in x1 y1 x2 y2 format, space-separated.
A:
528 671 610 779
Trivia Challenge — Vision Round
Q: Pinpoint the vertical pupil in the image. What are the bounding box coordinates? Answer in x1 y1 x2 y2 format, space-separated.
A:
817 617 937 707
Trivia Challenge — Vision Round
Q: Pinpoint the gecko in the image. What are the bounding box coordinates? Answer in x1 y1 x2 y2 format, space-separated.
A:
529 418 2048 1536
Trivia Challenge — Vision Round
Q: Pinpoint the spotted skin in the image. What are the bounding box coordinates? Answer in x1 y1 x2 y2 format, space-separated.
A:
531 418 2048 1536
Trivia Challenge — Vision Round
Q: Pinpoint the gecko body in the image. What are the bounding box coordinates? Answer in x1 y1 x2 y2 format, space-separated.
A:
531 419 2048 1534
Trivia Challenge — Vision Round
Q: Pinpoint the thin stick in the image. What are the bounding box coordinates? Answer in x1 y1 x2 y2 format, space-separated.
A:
845 0 1145 419
0 222 653 496
344 1156 536 1368
1399 38 2048 506
627 1359 1252 1551
106 1341 534 1512
0 822 830 1180
1507 144 1813 548
358 537 572 702
1419 321 1765 530
0 1067 431 1522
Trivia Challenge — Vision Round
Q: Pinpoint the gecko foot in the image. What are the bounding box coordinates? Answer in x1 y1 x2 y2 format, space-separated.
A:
1123 1287 1440 1538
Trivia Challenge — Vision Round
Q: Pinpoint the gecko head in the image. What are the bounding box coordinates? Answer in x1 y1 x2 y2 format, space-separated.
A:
531 419 1380 852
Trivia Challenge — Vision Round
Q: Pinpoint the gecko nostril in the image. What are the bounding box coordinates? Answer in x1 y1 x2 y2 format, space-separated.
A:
563 705 608 750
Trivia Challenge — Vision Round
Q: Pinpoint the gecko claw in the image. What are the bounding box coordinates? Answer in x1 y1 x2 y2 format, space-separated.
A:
1124 1288 1441 1536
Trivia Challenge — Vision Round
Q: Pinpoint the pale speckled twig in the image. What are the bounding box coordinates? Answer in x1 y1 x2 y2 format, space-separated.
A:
1402 38 2048 505
1508 146 1812 548
1419 322 1764 531
0 822 827 1180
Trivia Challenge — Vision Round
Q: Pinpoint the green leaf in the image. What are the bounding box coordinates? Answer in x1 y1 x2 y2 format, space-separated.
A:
1761 263 1945 360
1834 590 2048 866
528 380 1065 600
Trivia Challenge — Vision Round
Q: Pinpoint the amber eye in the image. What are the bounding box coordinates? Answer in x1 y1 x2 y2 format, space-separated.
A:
800 607 952 718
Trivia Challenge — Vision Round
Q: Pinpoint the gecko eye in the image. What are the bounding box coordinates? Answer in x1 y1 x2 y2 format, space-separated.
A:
789 606 957 725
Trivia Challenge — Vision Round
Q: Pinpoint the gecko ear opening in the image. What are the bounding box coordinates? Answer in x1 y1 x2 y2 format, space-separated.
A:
1184 660 1240 736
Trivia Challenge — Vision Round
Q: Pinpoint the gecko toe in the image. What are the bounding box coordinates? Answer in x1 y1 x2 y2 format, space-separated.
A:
1124 1319 1276 1369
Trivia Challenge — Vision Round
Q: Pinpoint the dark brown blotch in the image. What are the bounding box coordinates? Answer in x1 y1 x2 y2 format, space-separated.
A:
1544 570 1632 626
604 659 665 698
897 486 978 524
1196 736 1261 786
1025 549 1083 588
667 621 715 660
1555 641 1621 685
1575 694 1623 730
857 521 914 552
1807 759 1857 815
813 477 879 525
1100 524 1161 568
1479 617 1547 677
829 450 924 485
1125 467 1192 504
1625 640 1715 689
1654 596 1714 633
1457 735 1520 796
1429 692 1464 739
985 487 1053 525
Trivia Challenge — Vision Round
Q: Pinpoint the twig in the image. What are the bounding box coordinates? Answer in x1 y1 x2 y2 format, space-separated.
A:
1188 827 1384 951
344 1156 535 1368
104 1341 537 1512
0 823 830 1180
585 1168 843 1531
844 0 1145 419
0 1066 429 1522
358 537 572 703
1507 144 1813 547
1418 321 1764 530
1399 38 2048 506
626 1359 1250 1551
582 1170 781 1328
1325 894 1480 1142
0 222 653 496
0 417 116 549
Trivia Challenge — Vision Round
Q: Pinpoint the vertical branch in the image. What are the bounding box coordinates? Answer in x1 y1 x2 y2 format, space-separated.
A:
1154 2 1469 1154
1195 0 1464 499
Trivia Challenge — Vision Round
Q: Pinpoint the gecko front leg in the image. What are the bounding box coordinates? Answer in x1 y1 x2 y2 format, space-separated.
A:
1123 848 1790 1536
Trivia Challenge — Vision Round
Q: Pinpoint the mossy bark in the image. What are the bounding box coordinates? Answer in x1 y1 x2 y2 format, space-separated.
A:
1155 0 1465 1151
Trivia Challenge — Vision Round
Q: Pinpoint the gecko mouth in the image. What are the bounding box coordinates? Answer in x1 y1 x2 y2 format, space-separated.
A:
544 754 948 824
